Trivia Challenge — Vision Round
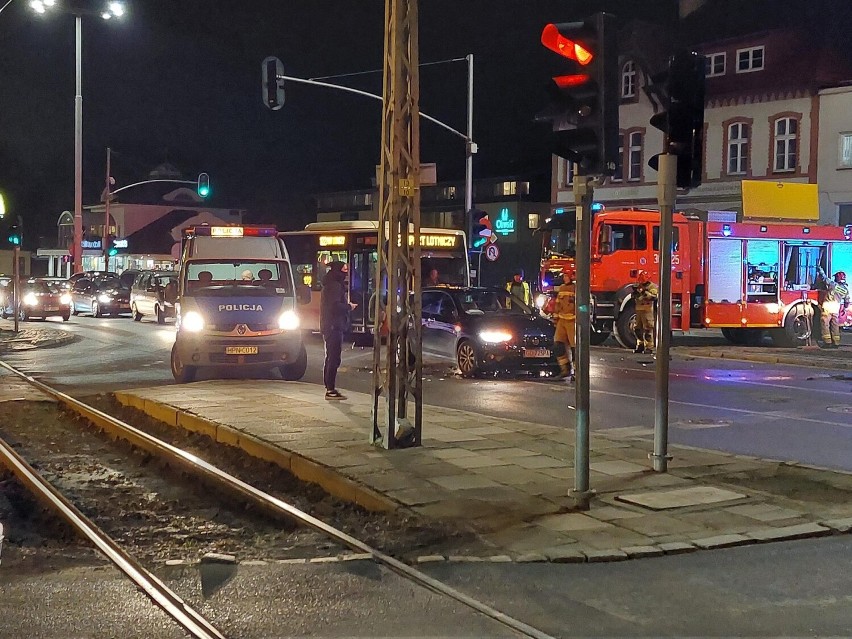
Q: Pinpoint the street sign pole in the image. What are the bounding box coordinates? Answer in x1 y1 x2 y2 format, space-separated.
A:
570 171 594 510
652 152 676 472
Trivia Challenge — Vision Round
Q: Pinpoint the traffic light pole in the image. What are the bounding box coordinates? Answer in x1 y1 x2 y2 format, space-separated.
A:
12 244 19 334
570 172 594 510
652 153 676 472
103 147 111 271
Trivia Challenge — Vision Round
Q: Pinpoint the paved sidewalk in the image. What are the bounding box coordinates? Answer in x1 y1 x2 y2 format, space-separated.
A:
673 342 852 370
0 319 75 352
116 381 852 562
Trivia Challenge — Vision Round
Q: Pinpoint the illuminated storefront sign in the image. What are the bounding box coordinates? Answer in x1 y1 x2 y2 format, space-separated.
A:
494 208 516 237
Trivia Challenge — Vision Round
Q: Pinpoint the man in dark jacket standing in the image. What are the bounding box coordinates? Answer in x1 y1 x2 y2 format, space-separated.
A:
320 261 353 400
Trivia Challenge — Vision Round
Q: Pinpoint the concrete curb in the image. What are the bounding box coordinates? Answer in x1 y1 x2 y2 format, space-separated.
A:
0 328 76 352
113 391 401 514
674 348 852 370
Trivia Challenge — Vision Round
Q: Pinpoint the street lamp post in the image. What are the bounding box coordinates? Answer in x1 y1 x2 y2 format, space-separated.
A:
29 0 126 273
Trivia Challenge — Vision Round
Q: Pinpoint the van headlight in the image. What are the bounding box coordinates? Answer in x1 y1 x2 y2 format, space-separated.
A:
181 310 205 332
60 293 72 305
23 292 38 307
278 309 300 330
479 329 512 343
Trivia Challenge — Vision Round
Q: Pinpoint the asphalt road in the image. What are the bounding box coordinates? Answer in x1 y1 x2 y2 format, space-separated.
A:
4 314 852 471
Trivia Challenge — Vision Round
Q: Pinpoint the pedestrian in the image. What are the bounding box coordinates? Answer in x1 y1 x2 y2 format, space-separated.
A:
425 267 440 287
505 268 532 309
631 270 658 354
320 261 355 400
550 271 576 381
241 269 254 282
816 267 849 348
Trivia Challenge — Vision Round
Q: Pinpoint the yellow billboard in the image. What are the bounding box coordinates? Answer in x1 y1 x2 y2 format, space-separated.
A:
741 180 819 220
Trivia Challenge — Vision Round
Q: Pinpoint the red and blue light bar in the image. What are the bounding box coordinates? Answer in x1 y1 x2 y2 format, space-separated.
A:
187 225 278 237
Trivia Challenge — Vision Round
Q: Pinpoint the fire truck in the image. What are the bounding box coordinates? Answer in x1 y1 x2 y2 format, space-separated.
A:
538 208 852 349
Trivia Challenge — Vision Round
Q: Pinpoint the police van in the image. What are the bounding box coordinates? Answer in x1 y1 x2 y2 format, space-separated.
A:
171 225 309 382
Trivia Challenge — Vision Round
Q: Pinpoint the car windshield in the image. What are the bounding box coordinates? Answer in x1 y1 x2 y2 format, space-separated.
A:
457 289 532 315
184 260 293 294
96 275 124 290
25 281 63 294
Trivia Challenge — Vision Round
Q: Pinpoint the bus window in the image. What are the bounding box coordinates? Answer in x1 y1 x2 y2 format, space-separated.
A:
281 235 316 289
315 249 348 290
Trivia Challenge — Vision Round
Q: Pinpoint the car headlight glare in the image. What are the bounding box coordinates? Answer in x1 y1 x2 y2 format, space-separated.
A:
479 329 513 343
98 294 112 304
60 294 72 305
535 293 548 309
278 309 300 330
181 310 205 332
23 293 38 306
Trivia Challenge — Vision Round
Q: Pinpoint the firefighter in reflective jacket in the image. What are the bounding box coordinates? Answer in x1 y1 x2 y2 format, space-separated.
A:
551 272 576 380
505 269 532 309
631 270 658 354
816 267 850 348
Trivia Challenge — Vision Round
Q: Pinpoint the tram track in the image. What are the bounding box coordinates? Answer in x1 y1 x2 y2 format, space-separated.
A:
0 360 556 639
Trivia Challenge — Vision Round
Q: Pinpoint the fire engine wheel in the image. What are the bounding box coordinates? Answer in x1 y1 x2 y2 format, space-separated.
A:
721 328 765 346
775 303 814 347
615 305 638 350
589 328 611 346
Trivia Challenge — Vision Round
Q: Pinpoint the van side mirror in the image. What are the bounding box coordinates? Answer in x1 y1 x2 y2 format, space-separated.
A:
296 284 311 305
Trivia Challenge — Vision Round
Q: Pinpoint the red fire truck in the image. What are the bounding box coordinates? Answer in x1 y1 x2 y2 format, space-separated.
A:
538 208 852 349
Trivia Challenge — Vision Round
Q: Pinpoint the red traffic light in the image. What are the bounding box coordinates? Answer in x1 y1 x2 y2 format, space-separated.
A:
541 24 594 65
554 74 591 88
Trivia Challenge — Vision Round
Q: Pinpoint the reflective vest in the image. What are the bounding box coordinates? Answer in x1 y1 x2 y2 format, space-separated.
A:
554 283 576 321
506 280 532 306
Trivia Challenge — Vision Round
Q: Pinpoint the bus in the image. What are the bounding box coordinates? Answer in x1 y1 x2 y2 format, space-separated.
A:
280 221 469 335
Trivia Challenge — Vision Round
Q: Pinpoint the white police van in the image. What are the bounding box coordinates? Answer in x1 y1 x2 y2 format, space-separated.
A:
171 225 309 382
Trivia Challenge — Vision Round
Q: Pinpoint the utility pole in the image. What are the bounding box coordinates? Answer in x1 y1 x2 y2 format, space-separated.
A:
371 0 422 449
103 147 112 271
12 243 19 334
652 153 676 472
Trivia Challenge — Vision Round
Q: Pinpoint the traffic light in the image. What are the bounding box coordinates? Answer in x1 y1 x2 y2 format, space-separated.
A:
469 209 493 249
539 12 618 176
108 238 119 257
7 225 21 246
648 51 706 189
262 56 285 111
197 173 211 198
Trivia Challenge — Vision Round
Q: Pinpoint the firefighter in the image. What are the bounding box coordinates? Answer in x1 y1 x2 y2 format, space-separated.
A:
505 268 532 308
550 271 576 380
631 270 658 354
816 267 850 348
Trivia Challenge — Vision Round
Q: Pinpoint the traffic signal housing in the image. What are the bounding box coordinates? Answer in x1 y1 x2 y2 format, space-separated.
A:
108 238 119 257
539 12 618 176
469 209 493 249
7 225 21 246
262 56 285 111
648 51 706 189
197 173 211 198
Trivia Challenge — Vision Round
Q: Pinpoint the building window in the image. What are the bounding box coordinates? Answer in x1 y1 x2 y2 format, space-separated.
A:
564 159 574 186
528 213 540 229
727 122 749 175
442 186 457 199
621 60 636 98
705 52 726 77
500 181 517 196
736 46 764 73
612 134 624 182
839 133 852 168
773 117 798 172
628 131 642 181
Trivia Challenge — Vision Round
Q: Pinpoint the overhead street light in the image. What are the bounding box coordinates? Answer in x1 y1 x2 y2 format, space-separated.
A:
28 0 127 273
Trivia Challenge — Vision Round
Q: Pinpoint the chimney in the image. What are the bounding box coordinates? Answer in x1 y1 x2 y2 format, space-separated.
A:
679 0 706 19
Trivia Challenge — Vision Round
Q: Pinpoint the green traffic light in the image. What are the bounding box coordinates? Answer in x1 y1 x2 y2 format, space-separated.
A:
8 235 20 246
197 172 211 198
108 247 118 256
472 237 487 249
198 185 210 197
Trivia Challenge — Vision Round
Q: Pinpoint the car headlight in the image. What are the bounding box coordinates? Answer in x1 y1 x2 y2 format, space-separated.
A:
181 310 205 332
278 309 300 330
479 329 513 343
23 292 38 306
98 294 113 304
60 294 72 305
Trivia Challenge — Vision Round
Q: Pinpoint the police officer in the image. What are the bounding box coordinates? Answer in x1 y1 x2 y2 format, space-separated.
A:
631 270 658 354
505 268 532 308
551 271 576 381
816 267 850 348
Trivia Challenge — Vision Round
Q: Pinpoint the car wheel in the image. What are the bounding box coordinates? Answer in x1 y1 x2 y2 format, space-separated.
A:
155 304 165 325
18 308 27 322
279 344 308 381
0 307 7 319
132 303 142 321
456 340 480 378
170 344 196 383
71 301 79 316
61 314 70 322
92 300 102 318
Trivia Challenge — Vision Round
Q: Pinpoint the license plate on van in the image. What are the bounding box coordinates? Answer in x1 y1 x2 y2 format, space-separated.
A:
225 346 258 355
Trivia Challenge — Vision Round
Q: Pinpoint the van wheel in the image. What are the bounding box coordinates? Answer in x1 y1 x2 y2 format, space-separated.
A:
155 304 166 325
132 303 142 321
615 303 637 350
171 345 196 383
774 303 814 347
279 344 307 381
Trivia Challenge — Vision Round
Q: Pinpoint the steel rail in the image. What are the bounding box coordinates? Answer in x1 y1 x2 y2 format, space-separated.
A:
0 435 226 639
0 360 556 639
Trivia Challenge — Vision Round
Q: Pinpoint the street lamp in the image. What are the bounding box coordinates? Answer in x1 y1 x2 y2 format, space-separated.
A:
29 0 127 273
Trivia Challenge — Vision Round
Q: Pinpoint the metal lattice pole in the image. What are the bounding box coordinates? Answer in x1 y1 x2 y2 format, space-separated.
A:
371 0 422 449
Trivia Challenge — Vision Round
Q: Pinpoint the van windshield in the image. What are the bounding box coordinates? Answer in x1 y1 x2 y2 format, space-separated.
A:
184 261 293 295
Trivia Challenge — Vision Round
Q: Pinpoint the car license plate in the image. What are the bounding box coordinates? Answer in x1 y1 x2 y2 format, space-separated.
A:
44 306 58 312
225 346 258 355
523 347 550 358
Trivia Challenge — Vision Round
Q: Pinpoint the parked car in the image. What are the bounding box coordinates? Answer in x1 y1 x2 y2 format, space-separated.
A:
70 274 131 317
0 277 10 312
421 286 560 378
2 278 71 321
130 270 178 324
